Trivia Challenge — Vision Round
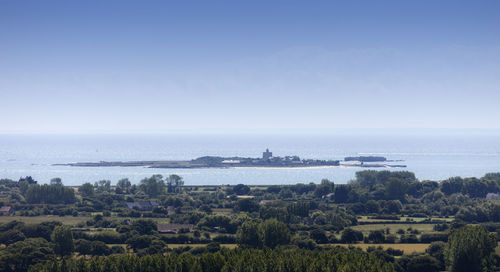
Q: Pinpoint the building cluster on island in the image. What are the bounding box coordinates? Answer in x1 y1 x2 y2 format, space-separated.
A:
55 149 406 168
188 148 342 168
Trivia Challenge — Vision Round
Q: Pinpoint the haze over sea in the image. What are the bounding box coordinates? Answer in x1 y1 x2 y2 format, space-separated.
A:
1 131 499 186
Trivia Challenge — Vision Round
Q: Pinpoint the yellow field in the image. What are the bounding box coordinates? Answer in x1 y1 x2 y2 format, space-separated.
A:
351 224 437 234
331 243 430 253
358 217 453 224
0 215 92 225
166 244 238 249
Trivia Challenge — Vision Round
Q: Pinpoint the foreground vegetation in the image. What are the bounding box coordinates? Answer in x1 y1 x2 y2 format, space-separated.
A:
0 170 500 271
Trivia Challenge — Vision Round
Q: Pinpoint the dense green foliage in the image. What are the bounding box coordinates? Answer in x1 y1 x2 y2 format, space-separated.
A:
51 225 74 256
444 225 496 272
1 170 500 271
25 184 76 204
32 248 395 272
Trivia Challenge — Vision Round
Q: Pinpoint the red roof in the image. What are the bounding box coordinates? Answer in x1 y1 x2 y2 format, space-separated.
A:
0 206 12 212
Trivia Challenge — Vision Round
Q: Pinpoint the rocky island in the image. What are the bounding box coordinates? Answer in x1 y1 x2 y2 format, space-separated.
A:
54 149 406 169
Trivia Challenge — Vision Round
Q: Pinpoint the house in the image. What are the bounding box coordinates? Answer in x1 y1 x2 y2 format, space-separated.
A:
486 193 500 200
157 224 194 234
0 206 14 215
322 193 335 199
126 201 159 211
166 206 175 213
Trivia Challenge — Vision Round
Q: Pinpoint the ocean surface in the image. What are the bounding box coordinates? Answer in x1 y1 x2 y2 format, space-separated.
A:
1 133 499 186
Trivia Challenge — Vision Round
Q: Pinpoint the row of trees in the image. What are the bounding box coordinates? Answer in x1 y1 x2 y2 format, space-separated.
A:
77 174 184 198
25 184 76 204
31 248 395 272
236 219 291 249
1 222 492 272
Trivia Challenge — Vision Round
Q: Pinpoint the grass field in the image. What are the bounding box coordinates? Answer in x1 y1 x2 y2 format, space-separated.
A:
496 242 500 256
331 243 430 253
0 215 92 225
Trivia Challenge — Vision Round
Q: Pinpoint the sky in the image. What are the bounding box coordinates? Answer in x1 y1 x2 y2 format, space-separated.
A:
1 0 500 134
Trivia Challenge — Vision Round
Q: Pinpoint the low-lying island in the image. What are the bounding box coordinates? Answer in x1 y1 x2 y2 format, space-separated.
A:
54 149 406 168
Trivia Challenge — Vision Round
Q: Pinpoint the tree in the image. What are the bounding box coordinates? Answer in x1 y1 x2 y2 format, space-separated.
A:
116 178 131 194
0 229 26 245
126 235 152 251
426 241 446 270
385 200 402 214
131 219 157 235
334 185 349 203
367 230 385 243
385 178 408 200
441 177 464 195
341 228 363 244
50 178 63 186
236 220 261 248
232 184 250 195
444 225 496 272
140 175 165 197
260 219 290 249
94 180 111 193
51 225 74 256
25 184 76 204
166 174 184 193
406 255 441 272
79 183 94 197
287 201 310 217
19 176 37 184
235 198 259 213
90 241 111 256
310 228 328 244
314 179 334 198
75 239 92 255
462 178 488 198
0 238 54 272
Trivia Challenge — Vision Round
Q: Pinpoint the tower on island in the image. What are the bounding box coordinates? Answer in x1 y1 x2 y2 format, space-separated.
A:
262 148 273 160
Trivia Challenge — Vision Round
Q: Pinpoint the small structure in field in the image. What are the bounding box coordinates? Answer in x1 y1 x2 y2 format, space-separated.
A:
486 193 500 200
166 206 175 213
0 206 14 215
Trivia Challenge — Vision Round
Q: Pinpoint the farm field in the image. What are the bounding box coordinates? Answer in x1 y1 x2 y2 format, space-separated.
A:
351 223 437 234
166 244 238 249
0 215 92 225
331 243 430 254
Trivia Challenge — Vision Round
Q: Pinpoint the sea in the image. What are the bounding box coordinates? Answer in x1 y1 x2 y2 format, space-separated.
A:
1 132 499 186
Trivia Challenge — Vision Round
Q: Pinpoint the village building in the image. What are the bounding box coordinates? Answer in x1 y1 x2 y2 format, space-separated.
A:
262 148 273 160
486 193 500 200
0 206 14 215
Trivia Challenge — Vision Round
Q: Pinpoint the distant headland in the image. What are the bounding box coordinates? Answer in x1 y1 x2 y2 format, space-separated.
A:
54 149 406 169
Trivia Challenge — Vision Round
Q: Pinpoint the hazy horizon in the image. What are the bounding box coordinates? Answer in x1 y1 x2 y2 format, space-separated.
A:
2 0 500 133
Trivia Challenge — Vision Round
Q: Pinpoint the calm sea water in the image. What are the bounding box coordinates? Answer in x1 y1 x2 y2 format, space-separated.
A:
1 133 499 185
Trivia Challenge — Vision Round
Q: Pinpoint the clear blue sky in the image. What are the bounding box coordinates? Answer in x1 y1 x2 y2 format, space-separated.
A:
1 0 500 133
